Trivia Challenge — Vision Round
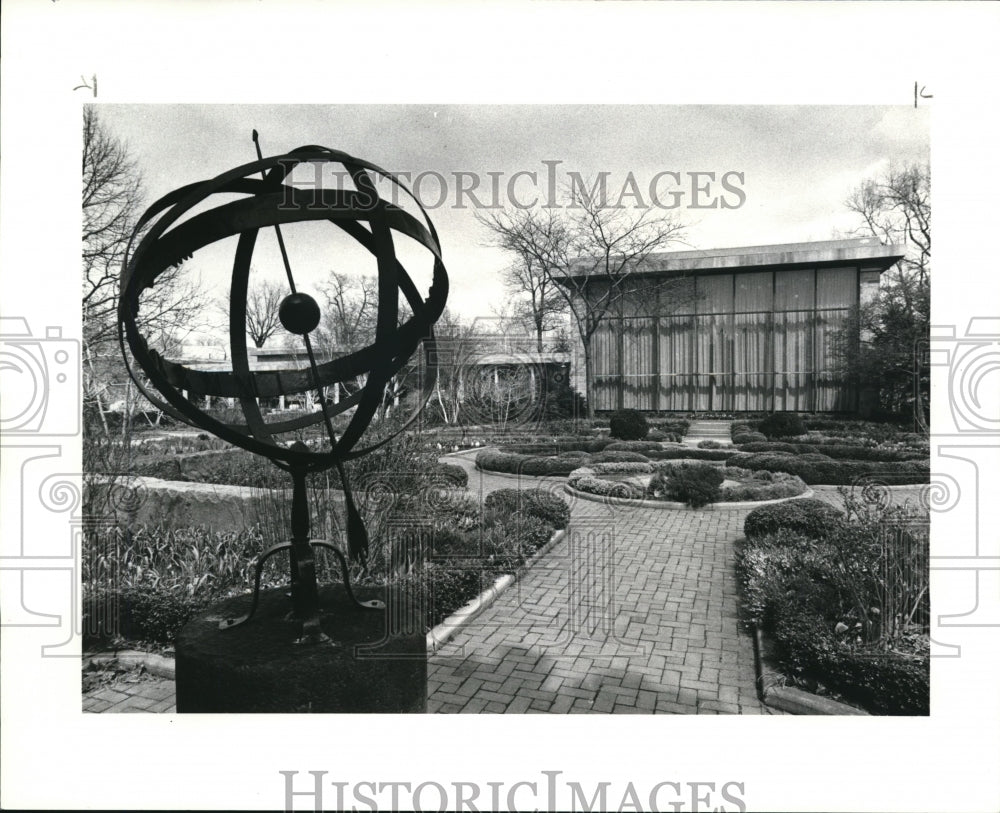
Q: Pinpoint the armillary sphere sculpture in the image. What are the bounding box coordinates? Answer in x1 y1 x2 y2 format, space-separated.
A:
118 132 448 644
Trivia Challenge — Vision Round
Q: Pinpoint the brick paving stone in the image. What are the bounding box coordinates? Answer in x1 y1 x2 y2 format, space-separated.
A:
92 688 129 704
83 699 111 713
149 698 175 713
120 694 158 710
504 696 533 714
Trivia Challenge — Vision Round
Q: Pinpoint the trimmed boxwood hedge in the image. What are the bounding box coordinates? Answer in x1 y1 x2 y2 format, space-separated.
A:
503 439 615 455
475 451 581 477
758 412 807 438
605 440 664 453
772 614 929 716
728 452 929 485
650 418 691 436
743 498 845 540
609 409 649 440
433 462 469 488
646 447 736 462
736 441 927 463
587 450 651 464
731 431 767 444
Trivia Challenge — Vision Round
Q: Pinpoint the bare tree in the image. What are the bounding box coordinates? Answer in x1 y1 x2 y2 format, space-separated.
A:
478 186 688 417
243 279 285 348
464 364 536 434
843 162 931 430
478 209 569 352
428 308 480 426
846 162 930 288
82 107 204 435
316 272 378 354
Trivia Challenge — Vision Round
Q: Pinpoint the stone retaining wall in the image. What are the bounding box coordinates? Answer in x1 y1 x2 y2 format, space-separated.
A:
86 476 346 534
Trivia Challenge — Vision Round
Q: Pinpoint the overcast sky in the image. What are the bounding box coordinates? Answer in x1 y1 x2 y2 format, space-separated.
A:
98 104 929 341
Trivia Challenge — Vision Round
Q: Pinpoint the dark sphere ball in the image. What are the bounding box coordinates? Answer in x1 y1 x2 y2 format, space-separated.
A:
279 292 321 335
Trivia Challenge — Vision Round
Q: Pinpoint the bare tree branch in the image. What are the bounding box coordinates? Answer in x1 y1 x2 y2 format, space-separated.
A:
477 183 688 416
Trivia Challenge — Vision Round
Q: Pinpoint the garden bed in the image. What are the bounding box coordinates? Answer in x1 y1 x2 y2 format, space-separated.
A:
565 462 811 509
83 486 572 647
734 496 930 715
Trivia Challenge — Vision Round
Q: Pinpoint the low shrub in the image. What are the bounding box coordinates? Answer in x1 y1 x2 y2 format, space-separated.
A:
727 452 930 486
735 511 930 715
734 530 834 624
730 420 760 436
736 441 925 463
587 461 654 475
477 509 556 568
475 451 580 477
697 440 724 449
646 446 735 462
416 561 491 627
771 613 929 715
647 463 723 508
605 440 664 452
743 498 844 540
504 439 614 455
568 474 645 500
732 431 767 444
797 453 834 463
587 450 651 464
484 488 571 530
720 469 808 502
649 418 691 436
609 409 649 440
84 586 213 645
737 441 800 454
432 462 469 488
758 412 807 438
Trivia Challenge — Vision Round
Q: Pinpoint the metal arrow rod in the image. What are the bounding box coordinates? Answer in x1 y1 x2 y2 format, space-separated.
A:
252 129 297 295
251 130 369 566
252 129 338 451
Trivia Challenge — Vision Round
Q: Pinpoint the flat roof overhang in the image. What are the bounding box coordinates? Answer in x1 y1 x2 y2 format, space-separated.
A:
555 238 907 284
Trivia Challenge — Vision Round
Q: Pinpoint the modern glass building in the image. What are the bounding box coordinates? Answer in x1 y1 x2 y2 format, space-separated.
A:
561 238 905 413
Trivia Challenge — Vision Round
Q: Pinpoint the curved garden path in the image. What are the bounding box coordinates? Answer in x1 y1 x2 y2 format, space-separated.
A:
432 451 927 713
431 451 779 714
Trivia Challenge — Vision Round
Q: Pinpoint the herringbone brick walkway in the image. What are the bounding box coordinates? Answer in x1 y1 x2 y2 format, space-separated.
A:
428 483 778 714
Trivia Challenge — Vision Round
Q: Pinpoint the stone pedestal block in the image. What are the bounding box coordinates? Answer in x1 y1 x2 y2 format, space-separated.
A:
175 584 425 713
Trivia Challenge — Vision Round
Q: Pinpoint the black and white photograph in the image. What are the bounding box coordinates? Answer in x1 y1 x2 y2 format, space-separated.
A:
2 3 999 812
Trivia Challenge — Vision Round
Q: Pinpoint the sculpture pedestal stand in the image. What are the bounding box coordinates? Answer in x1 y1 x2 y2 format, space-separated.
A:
174 467 425 713
175 583 426 713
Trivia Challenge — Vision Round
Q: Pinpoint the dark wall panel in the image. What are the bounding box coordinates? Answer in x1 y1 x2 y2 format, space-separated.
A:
735 271 773 312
